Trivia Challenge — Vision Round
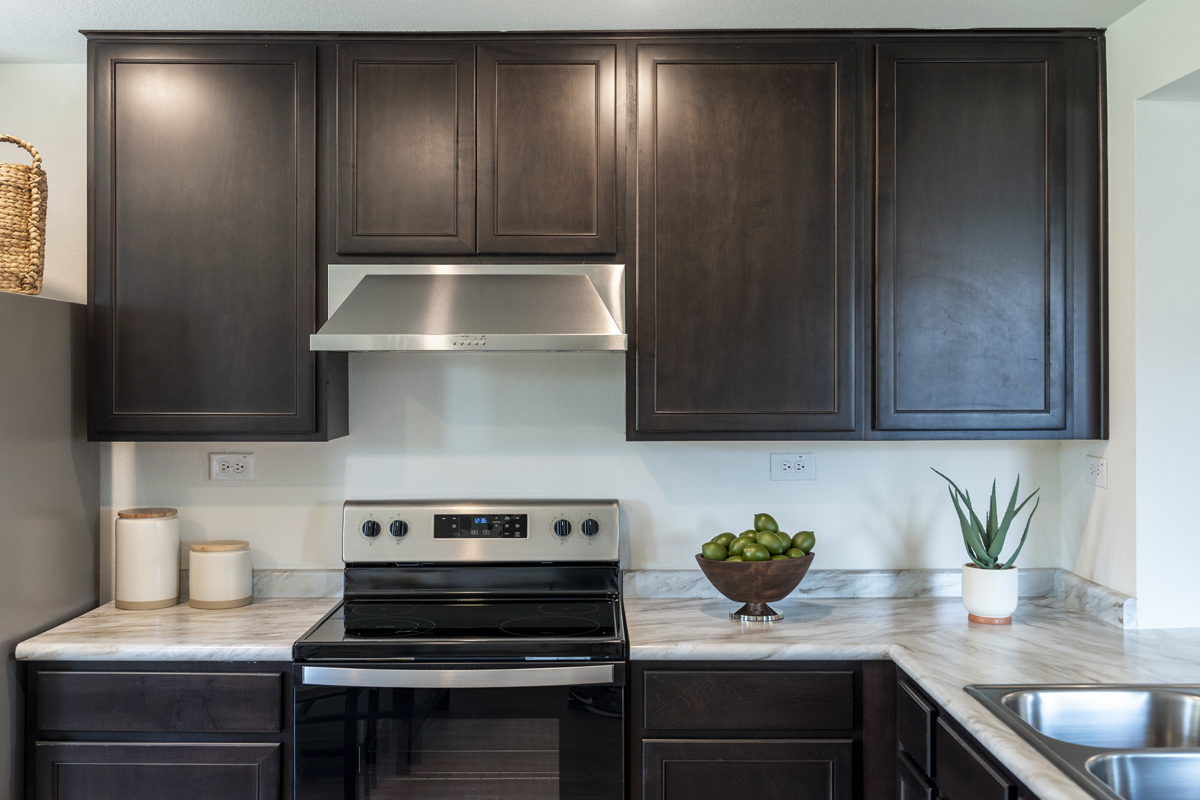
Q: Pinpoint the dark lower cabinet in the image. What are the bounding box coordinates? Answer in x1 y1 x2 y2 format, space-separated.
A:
26 662 292 800
89 41 346 441
34 742 279 800
644 738 853 800
633 661 895 800
896 670 1034 800
632 41 859 437
874 39 1103 438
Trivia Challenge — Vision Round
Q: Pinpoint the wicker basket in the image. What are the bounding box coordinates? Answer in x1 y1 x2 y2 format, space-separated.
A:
0 135 48 295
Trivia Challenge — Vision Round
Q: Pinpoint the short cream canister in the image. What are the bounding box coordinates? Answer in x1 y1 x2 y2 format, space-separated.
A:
115 507 180 610
189 540 253 609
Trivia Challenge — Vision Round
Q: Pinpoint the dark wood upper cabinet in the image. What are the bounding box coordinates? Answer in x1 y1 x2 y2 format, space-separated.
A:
874 40 1102 437
89 42 346 440
335 43 476 254
477 43 617 253
632 42 858 437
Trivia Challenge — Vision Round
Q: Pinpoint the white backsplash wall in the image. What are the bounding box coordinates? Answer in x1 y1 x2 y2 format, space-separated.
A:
99 351 1064 599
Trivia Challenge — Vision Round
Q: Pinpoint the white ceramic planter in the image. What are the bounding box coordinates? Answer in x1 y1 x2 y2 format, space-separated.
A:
961 563 1019 624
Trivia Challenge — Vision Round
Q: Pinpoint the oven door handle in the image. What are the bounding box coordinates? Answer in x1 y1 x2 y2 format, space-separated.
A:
302 664 615 689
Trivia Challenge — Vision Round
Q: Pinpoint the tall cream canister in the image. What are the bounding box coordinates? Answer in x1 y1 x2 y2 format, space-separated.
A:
115 507 180 610
189 541 253 609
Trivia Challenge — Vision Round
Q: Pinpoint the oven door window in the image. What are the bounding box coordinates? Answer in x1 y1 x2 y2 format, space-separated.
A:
295 679 623 800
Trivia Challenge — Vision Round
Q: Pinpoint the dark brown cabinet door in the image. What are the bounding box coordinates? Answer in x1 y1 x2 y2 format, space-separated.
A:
335 43 475 254
90 43 344 440
477 43 617 253
643 739 852 800
633 43 858 437
874 40 1099 436
34 742 279 800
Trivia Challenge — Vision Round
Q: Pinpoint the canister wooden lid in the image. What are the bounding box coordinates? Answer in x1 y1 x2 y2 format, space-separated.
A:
190 540 249 552
117 507 178 519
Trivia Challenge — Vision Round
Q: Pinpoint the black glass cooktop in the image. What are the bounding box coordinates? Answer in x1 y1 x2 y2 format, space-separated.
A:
294 596 625 661
342 598 618 638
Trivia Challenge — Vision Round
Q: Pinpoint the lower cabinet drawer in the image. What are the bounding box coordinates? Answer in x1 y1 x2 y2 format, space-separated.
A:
935 718 1016 800
643 670 855 730
643 738 853 800
897 678 936 776
34 742 280 800
36 671 282 733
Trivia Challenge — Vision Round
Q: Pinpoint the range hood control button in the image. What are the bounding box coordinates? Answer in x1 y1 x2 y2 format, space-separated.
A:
389 520 409 538
362 520 381 538
581 519 600 537
553 519 572 538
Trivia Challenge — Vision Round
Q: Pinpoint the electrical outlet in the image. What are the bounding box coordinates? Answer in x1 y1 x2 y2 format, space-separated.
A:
771 453 815 481
1086 455 1107 488
210 453 254 481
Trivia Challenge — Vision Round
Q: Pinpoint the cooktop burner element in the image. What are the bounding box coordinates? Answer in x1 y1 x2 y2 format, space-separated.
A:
500 616 601 637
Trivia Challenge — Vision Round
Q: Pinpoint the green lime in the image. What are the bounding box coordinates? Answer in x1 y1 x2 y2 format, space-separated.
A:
754 513 779 532
728 536 756 556
755 530 787 555
770 554 789 561
793 530 816 554
740 529 758 539
701 542 729 561
774 531 793 550
711 532 736 548
725 556 745 562
784 548 807 559
742 543 770 562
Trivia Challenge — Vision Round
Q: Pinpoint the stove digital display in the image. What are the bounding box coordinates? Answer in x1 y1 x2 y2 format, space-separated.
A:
434 514 528 539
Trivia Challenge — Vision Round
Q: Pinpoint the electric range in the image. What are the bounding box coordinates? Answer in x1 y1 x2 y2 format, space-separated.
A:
292 499 626 800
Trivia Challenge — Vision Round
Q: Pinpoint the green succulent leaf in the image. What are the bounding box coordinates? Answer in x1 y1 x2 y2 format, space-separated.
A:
933 470 995 568
1002 495 1041 569
986 480 999 550
988 477 1040 559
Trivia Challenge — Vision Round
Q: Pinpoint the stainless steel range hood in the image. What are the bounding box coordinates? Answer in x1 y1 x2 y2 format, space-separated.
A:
310 265 626 352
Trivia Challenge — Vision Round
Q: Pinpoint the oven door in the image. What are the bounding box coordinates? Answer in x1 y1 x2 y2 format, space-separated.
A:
294 662 625 800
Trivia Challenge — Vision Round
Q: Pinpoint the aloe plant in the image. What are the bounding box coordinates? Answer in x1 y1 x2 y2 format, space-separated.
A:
932 469 1040 570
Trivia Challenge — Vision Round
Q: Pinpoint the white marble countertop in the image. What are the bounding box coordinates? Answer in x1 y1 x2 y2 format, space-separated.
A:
625 596 1200 800
14 598 337 662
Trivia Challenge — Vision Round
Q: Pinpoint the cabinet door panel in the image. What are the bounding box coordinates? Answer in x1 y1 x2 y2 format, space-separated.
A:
336 43 475 254
644 739 852 800
478 43 616 253
875 41 1068 432
91 43 322 438
35 742 279 800
935 718 1016 800
634 43 857 436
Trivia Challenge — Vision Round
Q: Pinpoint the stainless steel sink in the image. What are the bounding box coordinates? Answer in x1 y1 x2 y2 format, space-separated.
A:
966 684 1200 800
1087 752 1200 800
1001 689 1200 748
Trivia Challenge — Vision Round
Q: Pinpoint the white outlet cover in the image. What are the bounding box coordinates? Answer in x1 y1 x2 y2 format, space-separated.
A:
210 453 255 481
1086 455 1107 489
771 453 816 481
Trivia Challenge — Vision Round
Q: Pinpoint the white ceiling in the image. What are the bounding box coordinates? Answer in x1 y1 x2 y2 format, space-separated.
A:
2 0 1148 63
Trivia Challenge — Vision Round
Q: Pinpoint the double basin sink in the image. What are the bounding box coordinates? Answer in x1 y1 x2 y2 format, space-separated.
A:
966 685 1200 800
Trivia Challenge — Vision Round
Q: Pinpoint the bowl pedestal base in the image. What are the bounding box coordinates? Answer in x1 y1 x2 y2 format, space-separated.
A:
730 603 783 622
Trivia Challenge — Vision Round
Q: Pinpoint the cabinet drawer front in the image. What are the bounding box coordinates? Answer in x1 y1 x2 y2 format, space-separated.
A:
897 678 936 776
644 670 854 731
898 751 935 800
644 738 852 800
37 671 282 733
35 742 278 800
935 718 1016 800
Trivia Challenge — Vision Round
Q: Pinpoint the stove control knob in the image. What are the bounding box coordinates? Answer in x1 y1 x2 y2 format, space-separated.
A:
553 519 572 538
581 519 600 538
361 520 381 538
389 520 409 538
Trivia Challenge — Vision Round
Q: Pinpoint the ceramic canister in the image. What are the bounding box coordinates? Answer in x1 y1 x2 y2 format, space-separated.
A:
189 540 253 609
115 507 180 610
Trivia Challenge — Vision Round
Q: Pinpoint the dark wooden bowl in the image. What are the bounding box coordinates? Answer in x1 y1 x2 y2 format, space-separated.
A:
695 552 814 621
